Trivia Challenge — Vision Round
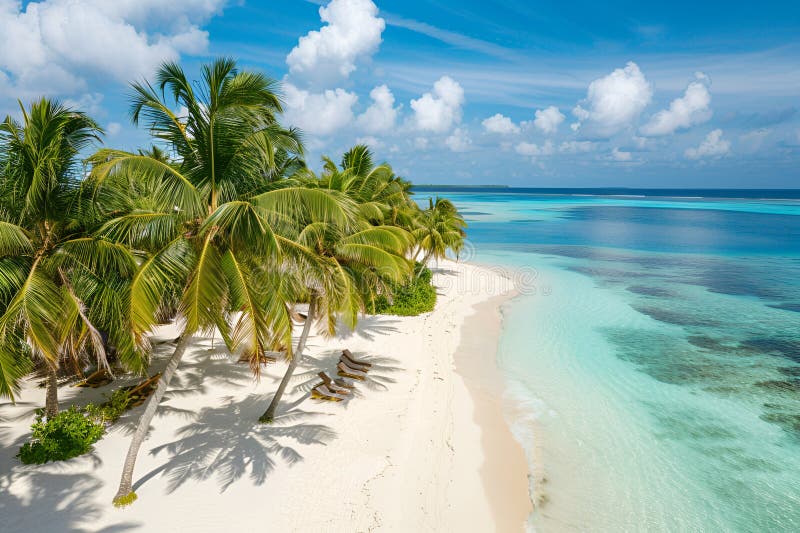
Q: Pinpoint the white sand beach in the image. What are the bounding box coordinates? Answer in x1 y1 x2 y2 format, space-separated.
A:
0 260 531 532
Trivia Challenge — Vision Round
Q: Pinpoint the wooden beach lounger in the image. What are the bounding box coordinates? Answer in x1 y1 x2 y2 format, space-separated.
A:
339 356 369 373
74 368 114 388
337 361 368 380
342 349 372 368
120 373 161 408
311 384 348 402
318 371 353 394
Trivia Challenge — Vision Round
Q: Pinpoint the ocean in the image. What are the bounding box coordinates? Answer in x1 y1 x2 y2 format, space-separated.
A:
419 189 800 532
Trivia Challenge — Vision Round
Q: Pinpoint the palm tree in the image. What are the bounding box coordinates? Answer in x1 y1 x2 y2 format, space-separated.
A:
413 196 467 267
309 144 417 228
91 58 351 506
0 98 141 414
259 166 413 423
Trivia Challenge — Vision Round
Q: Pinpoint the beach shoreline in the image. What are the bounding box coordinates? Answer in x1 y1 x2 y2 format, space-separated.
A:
453 289 534 530
0 259 533 532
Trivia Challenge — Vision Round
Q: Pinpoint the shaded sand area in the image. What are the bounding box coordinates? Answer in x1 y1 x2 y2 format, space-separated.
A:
0 260 531 532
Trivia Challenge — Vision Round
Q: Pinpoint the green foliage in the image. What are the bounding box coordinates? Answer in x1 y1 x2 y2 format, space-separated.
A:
17 406 105 464
85 388 133 424
112 492 138 508
370 264 437 316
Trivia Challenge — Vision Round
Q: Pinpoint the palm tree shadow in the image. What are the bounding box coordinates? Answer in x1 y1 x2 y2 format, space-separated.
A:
337 315 400 341
0 470 140 533
135 394 335 495
313 349 402 393
429 267 459 276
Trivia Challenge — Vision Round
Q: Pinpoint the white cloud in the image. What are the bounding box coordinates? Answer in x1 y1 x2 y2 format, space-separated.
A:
532 106 565 135
356 84 400 133
445 128 471 152
282 82 358 136
106 122 122 136
641 73 712 136
572 62 652 137
559 141 595 153
413 137 429 150
685 129 730 159
410 76 465 133
64 92 105 116
515 140 554 158
286 0 385 84
739 128 770 153
612 147 632 161
355 135 382 148
482 113 519 134
0 0 223 97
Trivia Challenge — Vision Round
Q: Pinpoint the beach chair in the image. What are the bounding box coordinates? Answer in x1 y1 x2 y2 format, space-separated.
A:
318 371 353 394
339 355 369 373
337 361 368 380
311 383 348 402
74 368 114 388
341 349 372 368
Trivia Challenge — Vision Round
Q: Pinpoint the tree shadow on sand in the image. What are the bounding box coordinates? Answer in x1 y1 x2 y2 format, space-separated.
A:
429 266 459 277
303 349 403 394
134 394 335 494
0 470 140 533
336 315 400 341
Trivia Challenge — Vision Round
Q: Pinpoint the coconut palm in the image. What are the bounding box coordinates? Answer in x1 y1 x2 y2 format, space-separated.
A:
413 196 467 266
90 58 352 506
259 168 413 422
308 144 417 229
0 98 142 414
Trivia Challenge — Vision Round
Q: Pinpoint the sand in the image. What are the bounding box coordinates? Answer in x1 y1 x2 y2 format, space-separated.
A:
0 260 532 532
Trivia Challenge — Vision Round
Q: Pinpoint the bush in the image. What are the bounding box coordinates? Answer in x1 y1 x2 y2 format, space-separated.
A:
85 388 132 424
17 406 105 464
370 263 437 316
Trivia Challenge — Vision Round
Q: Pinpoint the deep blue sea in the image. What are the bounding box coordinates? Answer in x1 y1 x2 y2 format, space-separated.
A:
419 190 800 532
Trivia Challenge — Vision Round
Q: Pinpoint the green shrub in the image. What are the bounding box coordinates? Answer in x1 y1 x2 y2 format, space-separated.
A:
85 388 132 424
370 263 437 316
17 407 105 464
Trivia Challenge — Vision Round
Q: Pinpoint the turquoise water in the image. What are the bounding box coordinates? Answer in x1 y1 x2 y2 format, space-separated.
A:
427 191 800 531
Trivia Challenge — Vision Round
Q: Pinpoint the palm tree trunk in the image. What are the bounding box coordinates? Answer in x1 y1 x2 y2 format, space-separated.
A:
260 296 317 423
112 333 190 506
416 250 433 278
44 365 59 419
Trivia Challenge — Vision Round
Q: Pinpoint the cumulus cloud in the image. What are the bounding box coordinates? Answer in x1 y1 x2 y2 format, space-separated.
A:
559 141 595 153
515 140 554 158
286 0 385 84
355 135 382 148
413 137 429 150
0 0 223 97
445 128 471 152
640 73 712 136
410 76 465 133
611 147 632 161
685 129 730 159
356 84 400 133
572 62 652 137
532 106 565 135
482 113 519 134
282 82 358 136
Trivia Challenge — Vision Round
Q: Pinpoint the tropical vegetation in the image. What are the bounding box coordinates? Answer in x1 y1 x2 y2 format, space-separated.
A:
0 57 466 506
17 406 105 464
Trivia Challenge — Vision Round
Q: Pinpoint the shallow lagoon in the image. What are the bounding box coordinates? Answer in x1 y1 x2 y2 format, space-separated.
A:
426 191 800 531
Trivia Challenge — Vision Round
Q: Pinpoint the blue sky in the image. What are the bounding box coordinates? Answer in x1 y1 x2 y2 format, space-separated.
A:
1 0 798 187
